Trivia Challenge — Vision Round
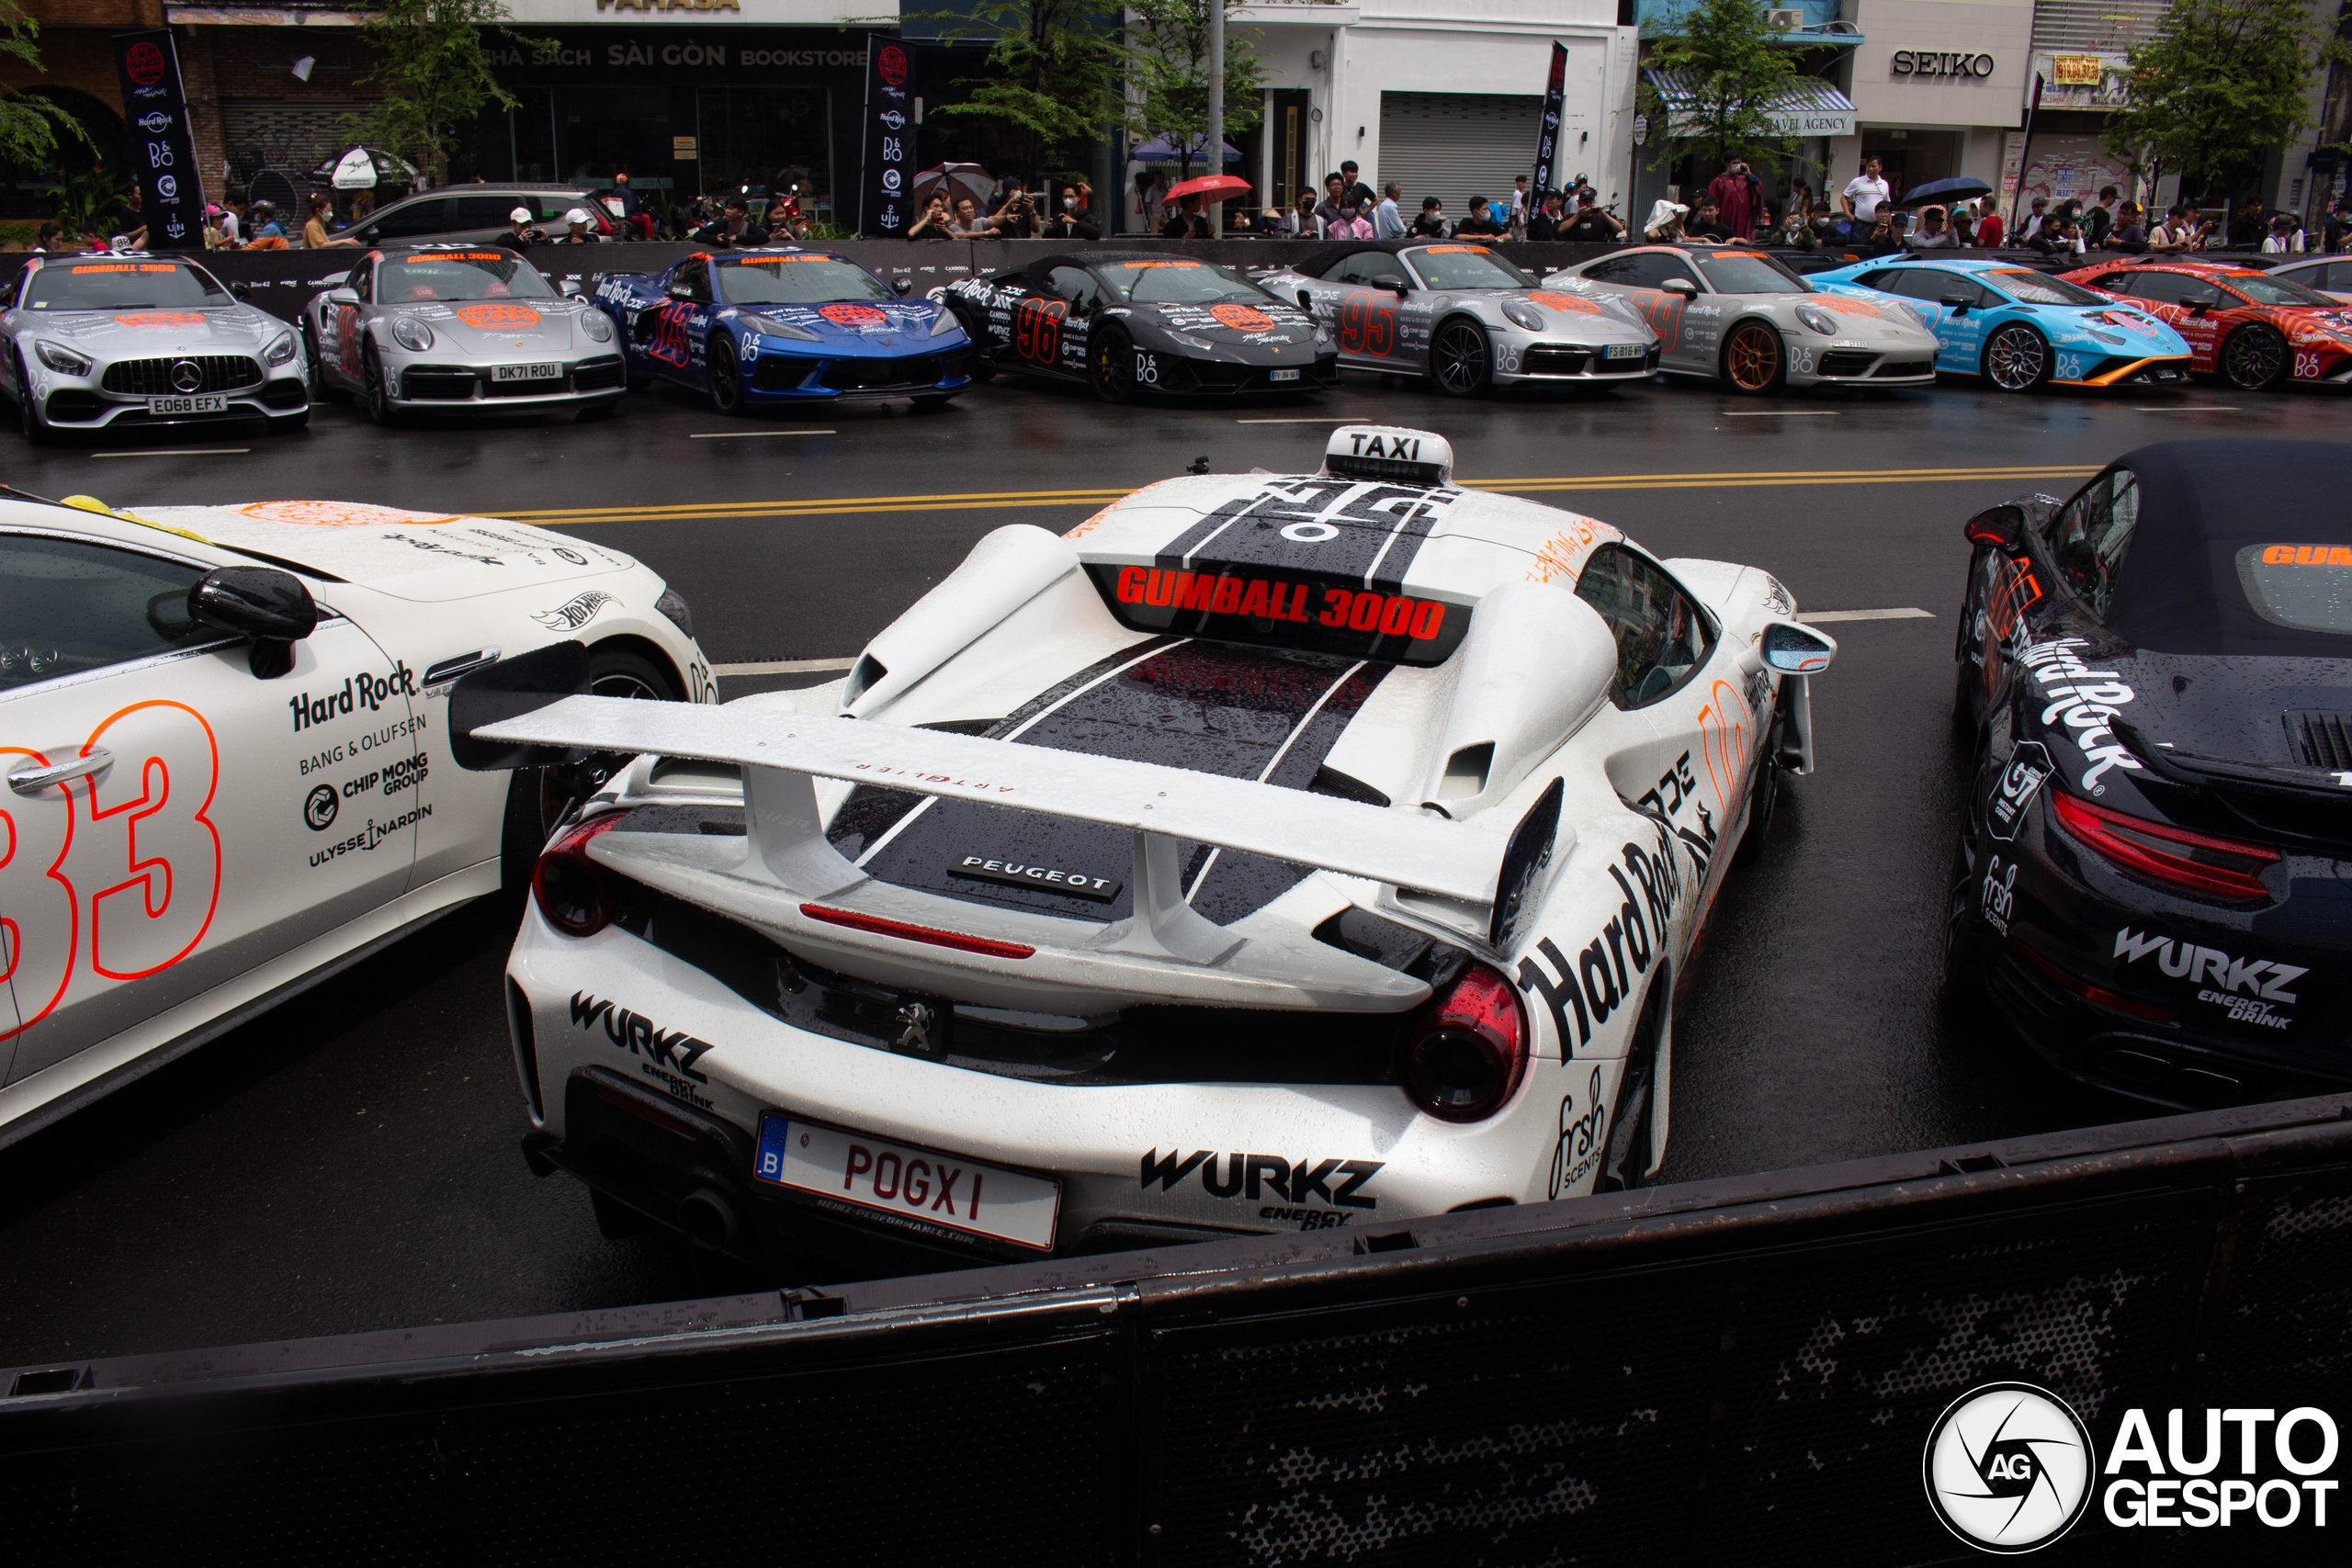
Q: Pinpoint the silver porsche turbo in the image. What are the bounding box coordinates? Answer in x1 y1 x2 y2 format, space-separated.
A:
301 245 625 423
1255 239 1659 394
2 252 310 443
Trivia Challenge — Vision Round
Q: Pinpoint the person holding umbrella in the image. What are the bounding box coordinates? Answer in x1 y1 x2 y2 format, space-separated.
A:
1164 172 1250 236
1162 193 1213 239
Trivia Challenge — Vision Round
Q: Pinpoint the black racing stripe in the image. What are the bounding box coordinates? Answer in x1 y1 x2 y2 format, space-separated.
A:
1153 479 1463 590
850 644 1389 926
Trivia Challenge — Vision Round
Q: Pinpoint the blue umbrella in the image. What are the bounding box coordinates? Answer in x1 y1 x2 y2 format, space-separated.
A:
1895 176 1994 209
1130 134 1241 164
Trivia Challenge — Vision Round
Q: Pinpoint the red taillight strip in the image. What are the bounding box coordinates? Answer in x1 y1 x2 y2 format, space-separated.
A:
593 1081 699 1139
2015 943 2176 1022
2049 791 2278 902
797 904 1035 960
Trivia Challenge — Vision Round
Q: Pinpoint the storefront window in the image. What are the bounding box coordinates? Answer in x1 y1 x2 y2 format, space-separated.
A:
693 86 833 217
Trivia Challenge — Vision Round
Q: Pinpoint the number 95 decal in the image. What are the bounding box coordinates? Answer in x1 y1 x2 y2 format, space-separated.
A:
1134 351 1159 384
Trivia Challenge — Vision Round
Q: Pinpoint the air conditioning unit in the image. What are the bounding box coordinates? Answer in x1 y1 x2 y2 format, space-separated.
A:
1767 8 1804 29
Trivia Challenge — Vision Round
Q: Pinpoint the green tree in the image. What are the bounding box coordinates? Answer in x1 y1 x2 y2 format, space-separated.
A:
926 0 1129 173
2102 0 2348 203
349 0 544 187
0 1 88 169
1637 0 1801 178
1125 0 1265 185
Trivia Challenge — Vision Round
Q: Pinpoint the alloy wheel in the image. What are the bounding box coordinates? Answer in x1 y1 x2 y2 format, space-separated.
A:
1431 320 1491 396
2221 324 2287 390
1091 328 1134 402
1724 322 1782 392
1984 325 2048 391
709 339 744 414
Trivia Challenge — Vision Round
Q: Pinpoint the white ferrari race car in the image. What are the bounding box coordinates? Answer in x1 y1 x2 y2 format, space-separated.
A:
478 426 1835 1272
0 491 714 1146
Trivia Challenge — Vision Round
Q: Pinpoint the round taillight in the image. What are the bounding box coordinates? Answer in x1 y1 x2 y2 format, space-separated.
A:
1402 964 1528 1123
531 813 624 937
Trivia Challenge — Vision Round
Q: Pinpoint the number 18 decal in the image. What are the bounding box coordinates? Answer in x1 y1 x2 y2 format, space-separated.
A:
0 701 220 1042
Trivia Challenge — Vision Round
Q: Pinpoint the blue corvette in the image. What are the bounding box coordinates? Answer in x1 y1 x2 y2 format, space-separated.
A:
593 248 975 412
1806 255 2192 393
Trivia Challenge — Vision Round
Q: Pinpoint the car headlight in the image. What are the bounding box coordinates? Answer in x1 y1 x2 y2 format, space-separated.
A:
1793 305 1838 337
1891 300 1934 332
929 307 961 338
757 318 821 342
1499 299 1546 333
33 340 92 376
580 310 614 343
390 317 433 353
654 585 694 639
1165 331 1211 351
2087 329 2128 346
264 332 298 367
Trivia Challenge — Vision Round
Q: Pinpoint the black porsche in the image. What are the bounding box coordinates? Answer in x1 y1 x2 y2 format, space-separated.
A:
1945 440 2352 1109
942 250 1339 400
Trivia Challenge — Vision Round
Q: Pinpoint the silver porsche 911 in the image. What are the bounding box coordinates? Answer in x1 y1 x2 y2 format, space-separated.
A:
301 245 625 423
2 252 310 443
1255 240 1659 394
1544 245 1941 394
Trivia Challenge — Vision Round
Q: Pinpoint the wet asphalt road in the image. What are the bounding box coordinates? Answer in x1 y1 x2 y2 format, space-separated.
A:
2 371 2340 1367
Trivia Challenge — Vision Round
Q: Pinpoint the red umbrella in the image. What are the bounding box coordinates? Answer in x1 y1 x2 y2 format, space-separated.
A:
1166 174 1251 203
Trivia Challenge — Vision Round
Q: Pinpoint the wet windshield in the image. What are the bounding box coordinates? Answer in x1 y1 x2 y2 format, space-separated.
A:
24 260 231 311
715 256 892 304
1110 261 1272 305
379 252 554 301
2220 271 2341 308
2237 544 2352 636
1689 251 1810 295
1406 246 1539 290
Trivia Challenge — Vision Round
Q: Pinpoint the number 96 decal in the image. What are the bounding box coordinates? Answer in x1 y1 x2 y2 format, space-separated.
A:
1134 351 1159 384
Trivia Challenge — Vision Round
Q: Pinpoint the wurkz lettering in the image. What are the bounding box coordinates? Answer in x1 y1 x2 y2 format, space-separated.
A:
2114 928 2306 1027
1516 829 1683 1051
288 664 417 732
1141 1148 1384 1209
2020 638 2140 791
570 992 717 1084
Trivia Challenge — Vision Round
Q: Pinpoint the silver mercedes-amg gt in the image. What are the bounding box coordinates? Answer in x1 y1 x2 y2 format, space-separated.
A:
2 252 310 443
1255 240 1659 395
300 245 625 423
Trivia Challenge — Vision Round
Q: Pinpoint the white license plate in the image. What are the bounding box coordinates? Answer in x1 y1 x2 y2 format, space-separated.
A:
753 1111 1061 1252
1268 367 1300 381
1604 343 1645 360
493 363 563 382
146 394 227 414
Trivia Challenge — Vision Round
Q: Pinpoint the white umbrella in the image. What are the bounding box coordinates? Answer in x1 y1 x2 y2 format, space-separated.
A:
313 147 420 191
910 162 995 209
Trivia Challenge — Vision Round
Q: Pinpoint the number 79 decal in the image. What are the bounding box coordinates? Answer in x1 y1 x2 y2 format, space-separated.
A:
0 701 220 1042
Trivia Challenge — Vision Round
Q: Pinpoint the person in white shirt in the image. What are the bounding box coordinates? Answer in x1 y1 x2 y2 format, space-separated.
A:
1372 182 1407 237
1842 157 1890 223
2019 196 2048 239
2262 215 2307 254
1508 175 1530 237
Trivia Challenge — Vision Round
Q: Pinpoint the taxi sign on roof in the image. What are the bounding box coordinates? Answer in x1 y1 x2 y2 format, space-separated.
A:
1323 425 1454 487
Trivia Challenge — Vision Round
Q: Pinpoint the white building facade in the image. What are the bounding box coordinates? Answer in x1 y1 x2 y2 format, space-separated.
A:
1829 0 2035 209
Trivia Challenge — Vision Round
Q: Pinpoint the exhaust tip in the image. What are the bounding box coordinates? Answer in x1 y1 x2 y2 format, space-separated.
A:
677 1184 740 1250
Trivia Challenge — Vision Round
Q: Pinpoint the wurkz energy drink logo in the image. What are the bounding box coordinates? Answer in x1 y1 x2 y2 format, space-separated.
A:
1924 1385 2340 1551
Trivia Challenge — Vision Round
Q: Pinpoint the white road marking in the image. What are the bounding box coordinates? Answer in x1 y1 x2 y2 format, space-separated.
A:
689 429 838 439
1723 410 1843 416
1235 417 1359 423
90 448 250 457
2132 404 2241 412
713 657 857 676
1803 607 1934 623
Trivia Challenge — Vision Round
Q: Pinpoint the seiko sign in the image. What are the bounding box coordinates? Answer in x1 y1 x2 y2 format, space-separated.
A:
1893 50 1997 78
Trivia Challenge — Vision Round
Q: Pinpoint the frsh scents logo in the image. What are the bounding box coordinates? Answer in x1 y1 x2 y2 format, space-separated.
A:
1923 1383 2096 1553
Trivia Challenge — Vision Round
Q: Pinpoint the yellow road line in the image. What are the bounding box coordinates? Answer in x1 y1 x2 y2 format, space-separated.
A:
492 465 2098 526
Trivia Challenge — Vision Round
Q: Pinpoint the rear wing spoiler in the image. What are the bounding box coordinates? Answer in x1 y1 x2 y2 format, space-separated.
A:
473 695 1555 1004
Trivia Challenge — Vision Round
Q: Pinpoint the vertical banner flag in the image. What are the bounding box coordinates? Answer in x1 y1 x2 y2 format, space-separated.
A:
111 29 207 252
860 34 915 237
2011 72 2045 231
1531 41 1568 198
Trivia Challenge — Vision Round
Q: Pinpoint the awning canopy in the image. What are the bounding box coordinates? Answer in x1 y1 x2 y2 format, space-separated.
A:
1645 72 1857 140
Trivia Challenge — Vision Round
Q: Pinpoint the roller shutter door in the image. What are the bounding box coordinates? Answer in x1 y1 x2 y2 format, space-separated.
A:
1374 93 1544 215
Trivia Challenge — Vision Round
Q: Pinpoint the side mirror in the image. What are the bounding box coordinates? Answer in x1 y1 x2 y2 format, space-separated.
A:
1963 504 2028 553
1391 282 1411 297
325 286 359 306
891 276 913 296
1297 288 1314 311
230 282 251 301
189 567 317 680
449 639 592 772
1661 277 1699 298
1939 294 1973 315
1759 620 1838 675
2188 299 2211 316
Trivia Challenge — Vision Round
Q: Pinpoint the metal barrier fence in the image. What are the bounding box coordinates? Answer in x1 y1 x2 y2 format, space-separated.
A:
4 1093 2346 1565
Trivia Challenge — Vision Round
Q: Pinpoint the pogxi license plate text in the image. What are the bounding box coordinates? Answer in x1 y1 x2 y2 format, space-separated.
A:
752 1112 1060 1252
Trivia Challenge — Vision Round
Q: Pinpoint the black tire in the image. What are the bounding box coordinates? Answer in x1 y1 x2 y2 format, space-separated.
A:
1981 322 2051 392
361 341 401 425
1937 830 1997 1027
707 335 746 415
1430 316 1494 397
910 393 954 410
1595 983 1668 1193
1090 324 1136 402
13 352 52 445
2218 322 2290 390
499 645 679 890
1720 319 1787 395
300 317 324 387
1729 695 1787 870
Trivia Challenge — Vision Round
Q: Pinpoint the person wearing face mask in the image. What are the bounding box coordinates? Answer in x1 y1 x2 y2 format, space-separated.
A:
1038 183 1101 240
1705 157 1760 240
